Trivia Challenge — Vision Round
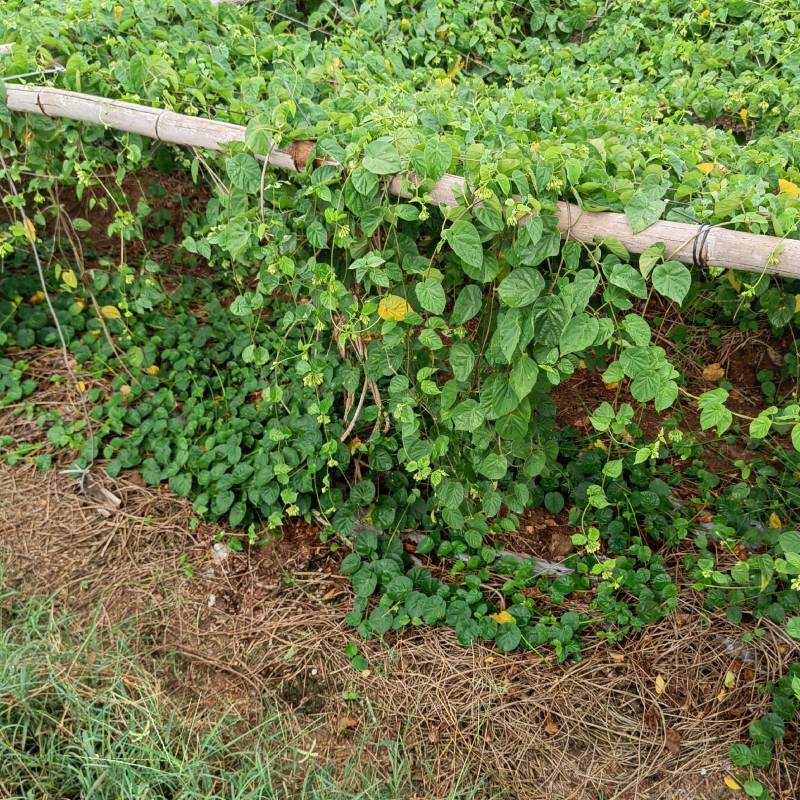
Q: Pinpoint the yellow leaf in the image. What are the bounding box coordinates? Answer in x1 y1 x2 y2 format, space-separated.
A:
727 269 742 293
62 269 78 289
77 381 86 393
609 652 626 662
739 108 749 123
702 363 725 382
145 365 160 376
724 669 736 689
604 380 620 390
779 179 800 197
697 162 717 175
485 656 495 664
795 294 800 314
378 294 412 322
22 218 36 243
114 4 123 20
100 305 121 320
724 775 741 791
655 674 666 694
490 610 514 625
447 55 463 80
28 290 45 305
768 512 782 530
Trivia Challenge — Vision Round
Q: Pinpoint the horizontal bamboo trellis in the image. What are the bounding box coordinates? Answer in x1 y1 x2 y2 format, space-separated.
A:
4 83 800 279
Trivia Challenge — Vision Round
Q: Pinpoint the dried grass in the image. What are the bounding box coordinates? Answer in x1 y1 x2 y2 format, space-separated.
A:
1 463 798 800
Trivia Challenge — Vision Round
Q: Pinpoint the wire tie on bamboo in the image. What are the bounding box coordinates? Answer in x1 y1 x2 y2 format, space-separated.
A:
693 222 713 268
35 88 49 118
666 201 714 269
154 108 167 142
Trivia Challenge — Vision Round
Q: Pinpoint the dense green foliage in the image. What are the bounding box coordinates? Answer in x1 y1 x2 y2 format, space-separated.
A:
2 2 800 794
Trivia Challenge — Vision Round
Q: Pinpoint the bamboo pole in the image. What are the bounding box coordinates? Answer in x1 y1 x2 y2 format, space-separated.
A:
4 83 800 279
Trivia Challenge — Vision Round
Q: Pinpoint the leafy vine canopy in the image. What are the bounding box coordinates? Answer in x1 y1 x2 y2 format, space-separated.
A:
2 0 800 705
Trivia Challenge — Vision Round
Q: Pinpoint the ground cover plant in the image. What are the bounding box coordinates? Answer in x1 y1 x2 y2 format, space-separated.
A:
2 0 800 796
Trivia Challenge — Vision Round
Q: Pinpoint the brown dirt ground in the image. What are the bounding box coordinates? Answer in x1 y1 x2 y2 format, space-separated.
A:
1 463 798 800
